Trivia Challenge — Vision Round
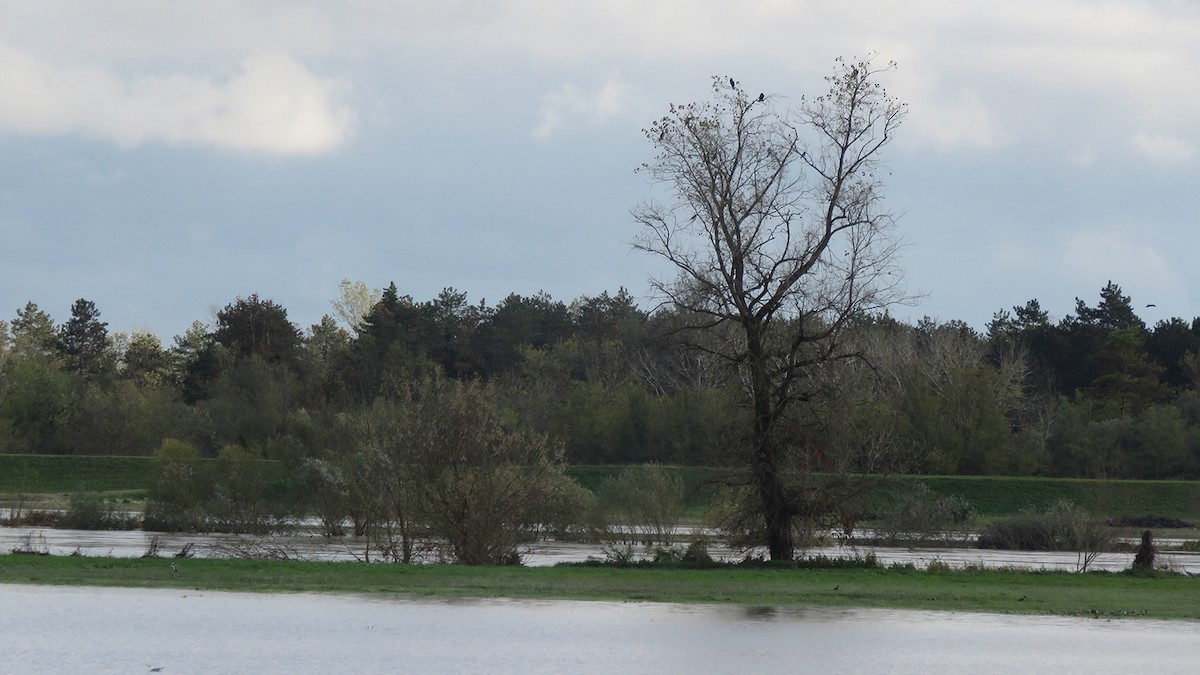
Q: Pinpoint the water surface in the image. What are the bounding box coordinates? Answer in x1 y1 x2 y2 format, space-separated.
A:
3 525 1198 573
2 585 1199 674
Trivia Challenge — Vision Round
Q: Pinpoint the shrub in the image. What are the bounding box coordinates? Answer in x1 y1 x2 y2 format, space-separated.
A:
204 444 280 534
527 474 597 542
876 483 974 545
977 500 1116 572
683 537 714 565
293 457 350 537
57 492 139 530
143 438 209 532
401 376 581 565
595 463 686 546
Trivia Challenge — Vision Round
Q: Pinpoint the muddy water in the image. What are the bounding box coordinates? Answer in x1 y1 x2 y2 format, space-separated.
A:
3 525 1199 572
3 585 1199 674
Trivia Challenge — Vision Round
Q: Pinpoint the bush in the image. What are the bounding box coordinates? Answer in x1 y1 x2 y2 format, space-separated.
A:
595 463 686 546
876 483 974 545
204 444 281 534
143 438 209 532
978 500 1079 550
977 500 1116 572
401 376 581 565
527 474 597 542
57 492 139 530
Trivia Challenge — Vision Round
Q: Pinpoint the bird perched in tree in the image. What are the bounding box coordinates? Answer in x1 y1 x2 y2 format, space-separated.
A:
730 77 736 88
758 93 765 102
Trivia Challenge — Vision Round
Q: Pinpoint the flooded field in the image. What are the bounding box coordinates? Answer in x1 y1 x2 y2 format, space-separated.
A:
4 584 1200 674
2 525 1199 573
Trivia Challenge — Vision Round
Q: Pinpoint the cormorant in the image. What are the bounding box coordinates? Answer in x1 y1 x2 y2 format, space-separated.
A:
730 77 736 89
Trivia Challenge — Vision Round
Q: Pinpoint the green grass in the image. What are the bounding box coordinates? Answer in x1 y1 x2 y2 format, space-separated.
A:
899 475 1200 520
0 455 154 493
5 455 1200 521
1 554 1196 620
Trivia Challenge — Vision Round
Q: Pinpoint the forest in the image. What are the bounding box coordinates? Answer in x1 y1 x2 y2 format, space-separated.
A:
2 278 1198 482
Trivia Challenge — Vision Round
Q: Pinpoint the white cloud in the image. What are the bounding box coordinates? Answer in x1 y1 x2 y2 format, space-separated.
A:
908 86 1007 150
0 47 354 155
1059 230 1179 294
1066 143 1098 167
1131 131 1195 167
532 77 638 141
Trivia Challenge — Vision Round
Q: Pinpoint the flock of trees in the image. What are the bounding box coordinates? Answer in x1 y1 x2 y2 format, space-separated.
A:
0 288 737 464
2 281 1198 484
4 59 1198 562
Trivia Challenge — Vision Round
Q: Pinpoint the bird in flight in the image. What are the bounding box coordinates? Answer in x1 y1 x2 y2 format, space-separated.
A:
1146 304 1157 308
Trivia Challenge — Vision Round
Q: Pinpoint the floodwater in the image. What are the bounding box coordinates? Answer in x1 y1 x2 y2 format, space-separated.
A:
3 525 1200 573
3 585 1200 674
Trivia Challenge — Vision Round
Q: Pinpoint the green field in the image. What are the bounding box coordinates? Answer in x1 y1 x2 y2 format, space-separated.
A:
3 454 1199 521
885 475 1200 520
0 554 1195 620
0 455 153 494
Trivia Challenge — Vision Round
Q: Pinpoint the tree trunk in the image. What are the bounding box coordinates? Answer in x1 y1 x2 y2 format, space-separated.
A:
761 475 794 561
749 332 795 561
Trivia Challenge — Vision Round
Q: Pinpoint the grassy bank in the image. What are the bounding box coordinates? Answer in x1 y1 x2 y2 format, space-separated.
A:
0 455 153 493
898 475 1200 519
0 554 1196 620
4 454 1200 521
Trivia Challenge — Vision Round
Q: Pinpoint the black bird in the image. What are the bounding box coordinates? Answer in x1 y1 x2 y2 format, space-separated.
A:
758 93 765 102
1146 303 1157 308
730 77 736 89
833 585 840 590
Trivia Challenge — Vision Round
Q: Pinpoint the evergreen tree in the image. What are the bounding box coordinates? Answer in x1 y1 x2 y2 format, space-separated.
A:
57 298 112 381
214 294 302 366
11 301 56 356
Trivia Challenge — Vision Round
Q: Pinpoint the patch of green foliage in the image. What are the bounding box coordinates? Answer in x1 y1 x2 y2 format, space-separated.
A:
568 465 729 515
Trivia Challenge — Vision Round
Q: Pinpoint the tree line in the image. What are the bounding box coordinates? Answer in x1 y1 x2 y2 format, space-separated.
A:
9 59 1184 564
1 279 1198 480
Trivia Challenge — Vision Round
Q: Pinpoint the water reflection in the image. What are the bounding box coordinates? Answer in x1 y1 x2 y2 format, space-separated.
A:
3 585 1200 674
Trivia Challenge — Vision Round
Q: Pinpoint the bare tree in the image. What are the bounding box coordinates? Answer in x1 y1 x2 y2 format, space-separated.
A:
632 58 908 560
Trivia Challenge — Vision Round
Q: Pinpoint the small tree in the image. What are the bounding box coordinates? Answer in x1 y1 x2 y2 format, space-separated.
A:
343 400 425 562
402 376 573 564
144 439 209 531
633 58 908 560
596 464 686 546
207 444 275 533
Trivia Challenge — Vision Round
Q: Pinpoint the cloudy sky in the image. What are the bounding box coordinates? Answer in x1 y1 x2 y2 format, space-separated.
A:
2 1 1198 340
